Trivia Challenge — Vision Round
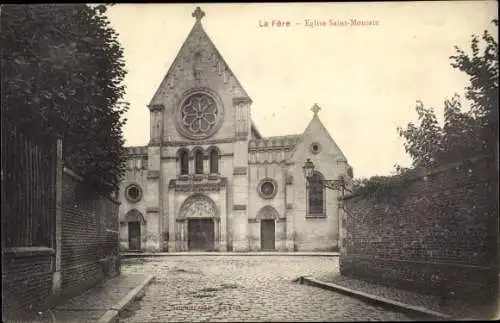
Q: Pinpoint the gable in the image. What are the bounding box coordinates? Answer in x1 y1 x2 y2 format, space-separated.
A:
289 110 347 163
148 19 250 108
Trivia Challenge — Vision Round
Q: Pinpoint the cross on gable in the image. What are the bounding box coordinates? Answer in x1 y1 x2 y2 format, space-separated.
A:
192 7 205 22
311 103 321 115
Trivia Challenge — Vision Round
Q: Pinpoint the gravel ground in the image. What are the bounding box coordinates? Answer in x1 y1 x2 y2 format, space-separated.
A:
120 256 412 322
317 273 499 320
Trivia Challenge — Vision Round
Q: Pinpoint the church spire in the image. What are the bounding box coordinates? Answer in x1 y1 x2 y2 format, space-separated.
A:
192 7 205 23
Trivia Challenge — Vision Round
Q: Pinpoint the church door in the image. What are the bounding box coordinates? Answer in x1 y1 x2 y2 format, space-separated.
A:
260 220 275 250
128 221 141 250
188 219 215 251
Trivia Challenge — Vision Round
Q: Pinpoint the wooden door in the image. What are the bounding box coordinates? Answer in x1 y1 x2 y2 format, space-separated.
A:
188 219 214 251
261 219 275 250
128 221 141 250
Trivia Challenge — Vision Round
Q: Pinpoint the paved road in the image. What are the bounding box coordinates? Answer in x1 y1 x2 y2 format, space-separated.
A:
120 256 411 322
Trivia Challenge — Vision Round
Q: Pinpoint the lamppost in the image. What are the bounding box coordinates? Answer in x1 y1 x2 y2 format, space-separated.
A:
302 158 350 195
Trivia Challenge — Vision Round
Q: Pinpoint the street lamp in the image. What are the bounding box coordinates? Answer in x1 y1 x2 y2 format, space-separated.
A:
302 158 350 194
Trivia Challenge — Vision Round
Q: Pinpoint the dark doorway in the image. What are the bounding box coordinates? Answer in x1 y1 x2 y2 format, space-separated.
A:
188 219 214 251
128 221 141 250
261 219 275 250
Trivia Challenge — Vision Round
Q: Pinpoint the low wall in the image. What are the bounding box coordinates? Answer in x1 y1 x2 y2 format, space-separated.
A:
339 156 498 303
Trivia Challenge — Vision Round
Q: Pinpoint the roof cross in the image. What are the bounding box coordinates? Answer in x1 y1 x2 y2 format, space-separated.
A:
192 7 205 22
311 103 321 115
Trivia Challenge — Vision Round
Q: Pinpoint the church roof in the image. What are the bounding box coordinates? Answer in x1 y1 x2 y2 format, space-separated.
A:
249 134 301 149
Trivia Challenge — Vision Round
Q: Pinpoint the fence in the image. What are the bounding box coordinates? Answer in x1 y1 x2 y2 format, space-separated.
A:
1 118 60 317
1 119 58 248
2 116 120 318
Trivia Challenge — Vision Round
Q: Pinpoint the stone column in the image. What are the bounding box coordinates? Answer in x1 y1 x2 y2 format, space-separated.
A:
146 156 161 252
146 104 164 252
219 186 228 251
231 97 251 252
168 186 176 251
284 171 295 251
180 220 188 251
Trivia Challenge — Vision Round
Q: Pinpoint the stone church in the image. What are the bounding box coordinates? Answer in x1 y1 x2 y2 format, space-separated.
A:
118 7 353 252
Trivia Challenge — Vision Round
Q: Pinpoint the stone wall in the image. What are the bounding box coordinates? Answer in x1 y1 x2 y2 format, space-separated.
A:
339 156 498 302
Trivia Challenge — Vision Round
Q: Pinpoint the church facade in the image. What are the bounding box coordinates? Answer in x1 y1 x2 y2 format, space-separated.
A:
118 7 353 252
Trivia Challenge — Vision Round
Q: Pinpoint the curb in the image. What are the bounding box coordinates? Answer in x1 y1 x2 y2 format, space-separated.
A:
122 252 340 257
296 275 453 321
96 275 154 323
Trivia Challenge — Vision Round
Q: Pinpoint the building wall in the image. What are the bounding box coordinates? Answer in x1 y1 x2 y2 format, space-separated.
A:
119 155 149 251
287 116 350 251
339 156 498 302
119 130 351 252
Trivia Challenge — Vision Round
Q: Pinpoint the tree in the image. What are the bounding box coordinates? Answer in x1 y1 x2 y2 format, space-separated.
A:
450 19 499 157
1 4 129 194
398 19 498 168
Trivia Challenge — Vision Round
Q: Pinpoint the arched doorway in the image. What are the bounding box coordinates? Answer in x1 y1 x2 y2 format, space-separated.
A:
125 209 146 251
257 206 279 250
179 194 219 251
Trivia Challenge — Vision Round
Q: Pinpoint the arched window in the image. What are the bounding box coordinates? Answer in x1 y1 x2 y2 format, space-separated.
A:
179 149 189 175
209 149 219 174
308 171 325 216
194 149 204 174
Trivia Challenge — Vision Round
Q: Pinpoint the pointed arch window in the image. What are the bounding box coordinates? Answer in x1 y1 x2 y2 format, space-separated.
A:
307 171 325 216
194 149 204 174
209 149 219 174
179 149 189 175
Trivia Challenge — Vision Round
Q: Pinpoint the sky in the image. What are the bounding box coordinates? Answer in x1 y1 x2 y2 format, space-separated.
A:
106 1 497 179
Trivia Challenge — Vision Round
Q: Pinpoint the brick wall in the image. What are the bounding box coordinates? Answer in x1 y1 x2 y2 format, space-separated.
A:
339 156 498 302
2 168 121 319
2 248 54 317
60 169 120 297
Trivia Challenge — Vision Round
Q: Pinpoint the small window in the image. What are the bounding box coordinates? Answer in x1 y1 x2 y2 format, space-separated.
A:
261 182 275 196
194 150 204 174
126 184 142 203
310 142 321 154
209 149 219 174
257 178 278 199
179 150 189 175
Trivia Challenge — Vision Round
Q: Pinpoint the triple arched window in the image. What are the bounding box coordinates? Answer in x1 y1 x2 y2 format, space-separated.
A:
177 147 219 175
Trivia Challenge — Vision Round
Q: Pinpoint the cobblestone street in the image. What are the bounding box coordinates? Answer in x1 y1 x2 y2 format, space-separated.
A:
120 256 411 322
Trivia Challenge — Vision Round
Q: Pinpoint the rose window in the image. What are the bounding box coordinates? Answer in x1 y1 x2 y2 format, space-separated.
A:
180 93 218 137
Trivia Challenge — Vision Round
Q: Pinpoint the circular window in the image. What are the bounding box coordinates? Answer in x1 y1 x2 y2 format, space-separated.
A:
125 184 142 203
310 142 321 154
175 89 223 140
257 178 278 199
